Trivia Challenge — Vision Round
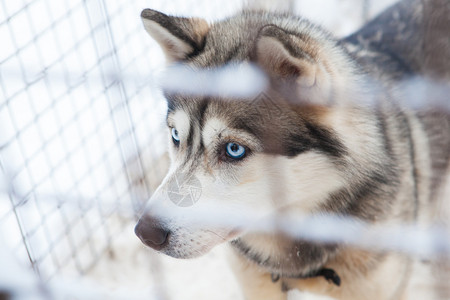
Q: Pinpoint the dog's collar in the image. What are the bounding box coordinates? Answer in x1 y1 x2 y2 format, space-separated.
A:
271 268 341 287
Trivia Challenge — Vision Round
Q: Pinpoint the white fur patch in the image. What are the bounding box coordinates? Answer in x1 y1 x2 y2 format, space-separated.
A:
232 152 344 212
168 110 190 142
202 118 227 149
141 18 193 62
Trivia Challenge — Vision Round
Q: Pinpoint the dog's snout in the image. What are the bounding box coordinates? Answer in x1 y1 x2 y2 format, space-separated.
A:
134 216 169 250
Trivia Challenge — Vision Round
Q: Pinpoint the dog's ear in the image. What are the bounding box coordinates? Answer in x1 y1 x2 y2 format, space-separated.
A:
255 25 321 88
141 9 209 62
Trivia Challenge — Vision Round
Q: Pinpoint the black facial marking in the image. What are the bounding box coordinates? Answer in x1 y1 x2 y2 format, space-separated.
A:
198 99 209 128
193 100 209 152
229 117 262 140
305 122 346 157
185 121 195 158
282 121 346 158
222 42 243 64
164 92 180 113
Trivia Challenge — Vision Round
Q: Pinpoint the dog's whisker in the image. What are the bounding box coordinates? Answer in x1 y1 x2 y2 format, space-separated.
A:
204 230 227 242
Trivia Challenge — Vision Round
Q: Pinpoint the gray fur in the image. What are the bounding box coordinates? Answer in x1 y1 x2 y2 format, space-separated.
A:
137 1 450 299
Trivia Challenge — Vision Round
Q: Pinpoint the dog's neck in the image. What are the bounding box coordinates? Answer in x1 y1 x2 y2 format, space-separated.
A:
230 234 338 278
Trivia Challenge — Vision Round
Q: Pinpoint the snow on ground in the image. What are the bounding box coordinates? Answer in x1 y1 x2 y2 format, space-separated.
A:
88 221 244 300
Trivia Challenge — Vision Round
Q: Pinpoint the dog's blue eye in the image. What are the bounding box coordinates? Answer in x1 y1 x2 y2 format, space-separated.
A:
171 128 180 144
226 142 245 159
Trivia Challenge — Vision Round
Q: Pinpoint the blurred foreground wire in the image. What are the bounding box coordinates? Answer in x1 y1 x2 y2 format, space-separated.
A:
3 0 450 300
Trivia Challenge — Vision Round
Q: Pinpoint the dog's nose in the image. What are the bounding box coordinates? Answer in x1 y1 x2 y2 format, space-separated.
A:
134 216 169 250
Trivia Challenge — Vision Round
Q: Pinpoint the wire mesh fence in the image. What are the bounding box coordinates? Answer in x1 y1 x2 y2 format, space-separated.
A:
0 0 258 298
1 0 158 280
2 0 449 299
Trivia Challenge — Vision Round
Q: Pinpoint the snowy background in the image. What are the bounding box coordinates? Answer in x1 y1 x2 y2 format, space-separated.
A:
0 0 410 299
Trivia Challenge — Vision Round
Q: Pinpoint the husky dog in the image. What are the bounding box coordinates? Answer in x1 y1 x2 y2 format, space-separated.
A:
135 0 450 299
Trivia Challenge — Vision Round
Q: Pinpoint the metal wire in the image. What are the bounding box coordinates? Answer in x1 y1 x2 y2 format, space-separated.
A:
0 0 169 282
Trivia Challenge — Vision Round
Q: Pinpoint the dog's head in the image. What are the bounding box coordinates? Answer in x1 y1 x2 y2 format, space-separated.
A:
135 9 388 260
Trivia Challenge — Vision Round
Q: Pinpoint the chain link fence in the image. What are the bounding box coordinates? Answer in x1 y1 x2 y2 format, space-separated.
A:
5 0 438 299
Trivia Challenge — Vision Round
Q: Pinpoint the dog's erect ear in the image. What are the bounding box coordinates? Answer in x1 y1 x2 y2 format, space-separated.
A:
255 25 319 88
141 9 209 62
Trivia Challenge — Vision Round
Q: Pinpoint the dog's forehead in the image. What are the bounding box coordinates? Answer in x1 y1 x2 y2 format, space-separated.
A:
167 96 260 132
204 99 256 125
